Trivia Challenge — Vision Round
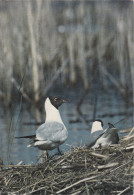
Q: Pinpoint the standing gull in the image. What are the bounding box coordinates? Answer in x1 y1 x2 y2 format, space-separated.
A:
88 120 119 148
15 96 68 155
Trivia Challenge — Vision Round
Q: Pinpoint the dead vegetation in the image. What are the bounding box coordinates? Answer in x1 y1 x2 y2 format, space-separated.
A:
0 132 133 195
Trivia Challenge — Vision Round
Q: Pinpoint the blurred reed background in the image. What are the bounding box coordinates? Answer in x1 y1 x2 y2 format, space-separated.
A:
0 0 133 106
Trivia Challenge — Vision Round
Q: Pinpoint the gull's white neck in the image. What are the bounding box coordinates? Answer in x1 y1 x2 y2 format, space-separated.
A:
45 98 64 124
91 121 103 133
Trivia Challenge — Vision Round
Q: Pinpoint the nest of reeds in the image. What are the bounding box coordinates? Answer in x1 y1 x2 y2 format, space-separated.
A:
0 133 133 195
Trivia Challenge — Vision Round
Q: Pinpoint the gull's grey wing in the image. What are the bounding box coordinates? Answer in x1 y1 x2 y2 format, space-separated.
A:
36 122 67 142
88 129 104 147
101 127 119 143
102 127 118 138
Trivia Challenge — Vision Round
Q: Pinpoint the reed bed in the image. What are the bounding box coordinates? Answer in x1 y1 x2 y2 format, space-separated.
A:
0 1 133 104
0 132 133 195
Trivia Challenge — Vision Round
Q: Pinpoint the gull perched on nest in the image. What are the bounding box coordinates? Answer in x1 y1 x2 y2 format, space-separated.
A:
88 120 119 148
15 96 68 155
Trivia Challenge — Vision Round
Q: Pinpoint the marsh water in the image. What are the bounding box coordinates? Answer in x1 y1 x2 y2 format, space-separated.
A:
0 0 134 165
0 87 133 165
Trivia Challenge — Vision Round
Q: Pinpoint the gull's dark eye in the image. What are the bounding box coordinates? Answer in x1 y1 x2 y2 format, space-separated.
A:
54 97 58 101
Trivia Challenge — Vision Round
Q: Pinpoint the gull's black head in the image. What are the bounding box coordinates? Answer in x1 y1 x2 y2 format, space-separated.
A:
49 96 68 109
93 119 104 127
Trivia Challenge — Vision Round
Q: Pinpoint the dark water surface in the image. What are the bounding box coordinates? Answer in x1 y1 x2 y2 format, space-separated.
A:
0 89 133 165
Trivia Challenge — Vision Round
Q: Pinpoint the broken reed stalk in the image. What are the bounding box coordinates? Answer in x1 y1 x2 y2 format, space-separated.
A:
56 175 98 194
11 77 31 103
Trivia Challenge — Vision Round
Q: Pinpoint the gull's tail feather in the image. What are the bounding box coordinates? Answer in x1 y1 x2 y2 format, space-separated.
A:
15 135 36 139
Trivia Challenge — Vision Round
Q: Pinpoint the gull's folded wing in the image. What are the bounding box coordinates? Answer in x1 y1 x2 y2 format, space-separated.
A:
36 121 67 142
